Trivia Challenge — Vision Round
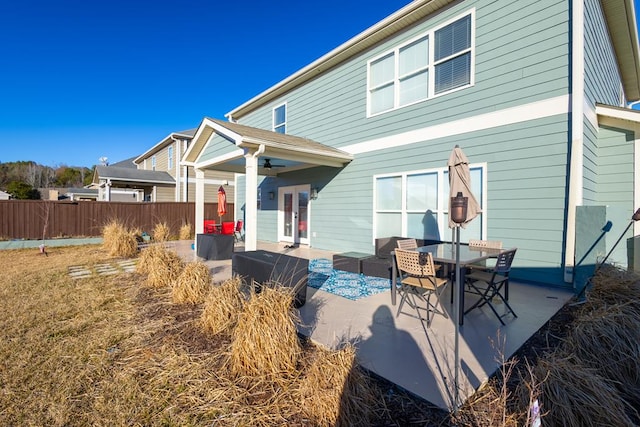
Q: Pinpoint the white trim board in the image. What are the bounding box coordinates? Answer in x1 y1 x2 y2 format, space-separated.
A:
344 95 570 155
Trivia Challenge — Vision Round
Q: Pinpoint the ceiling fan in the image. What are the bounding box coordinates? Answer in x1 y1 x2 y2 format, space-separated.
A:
263 158 285 169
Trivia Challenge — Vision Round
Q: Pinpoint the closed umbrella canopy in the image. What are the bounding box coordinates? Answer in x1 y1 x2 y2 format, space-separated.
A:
217 186 227 218
448 145 481 228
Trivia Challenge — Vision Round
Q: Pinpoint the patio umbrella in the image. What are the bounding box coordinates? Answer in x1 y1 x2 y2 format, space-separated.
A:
447 144 481 411
217 186 227 220
448 145 481 228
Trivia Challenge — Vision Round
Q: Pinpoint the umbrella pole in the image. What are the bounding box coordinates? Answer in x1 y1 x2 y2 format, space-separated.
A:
454 225 461 411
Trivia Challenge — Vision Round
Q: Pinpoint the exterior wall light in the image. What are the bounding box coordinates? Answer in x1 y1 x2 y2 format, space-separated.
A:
310 187 318 200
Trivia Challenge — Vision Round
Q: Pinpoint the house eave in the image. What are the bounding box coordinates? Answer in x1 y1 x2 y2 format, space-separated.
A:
225 0 454 120
596 102 640 126
133 130 196 164
601 0 640 102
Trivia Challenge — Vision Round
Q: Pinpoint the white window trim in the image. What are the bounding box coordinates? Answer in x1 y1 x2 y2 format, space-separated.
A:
151 155 156 171
168 145 174 170
273 102 287 133
372 162 486 243
366 9 476 117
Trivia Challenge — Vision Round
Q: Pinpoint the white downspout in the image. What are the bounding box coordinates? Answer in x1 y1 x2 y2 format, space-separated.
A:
244 144 265 251
565 0 585 283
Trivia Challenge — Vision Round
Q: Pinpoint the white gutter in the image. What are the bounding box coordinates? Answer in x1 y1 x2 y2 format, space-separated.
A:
565 0 585 284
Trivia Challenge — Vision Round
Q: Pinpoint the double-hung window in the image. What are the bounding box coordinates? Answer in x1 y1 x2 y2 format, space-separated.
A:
168 146 174 170
374 165 485 242
151 155 156 171
273 103 286 134
368 11 473 116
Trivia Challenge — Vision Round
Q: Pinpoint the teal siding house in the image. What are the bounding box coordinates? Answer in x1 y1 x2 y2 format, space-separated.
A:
183 0 640 289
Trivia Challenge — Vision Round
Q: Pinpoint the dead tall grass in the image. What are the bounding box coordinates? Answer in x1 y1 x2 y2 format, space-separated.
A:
101 220 138 258
137 244 184 288
520 265 640 426
229 286 301 379
200 277 245 337
0 245 426 426
172 261 211 304
298 344 381 427
179 223 193 240
152 222 171 242
533 353 638 427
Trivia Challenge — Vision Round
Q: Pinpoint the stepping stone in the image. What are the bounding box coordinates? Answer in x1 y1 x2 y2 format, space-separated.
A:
68 266 92 279
95 264 119 275
117 259 137 272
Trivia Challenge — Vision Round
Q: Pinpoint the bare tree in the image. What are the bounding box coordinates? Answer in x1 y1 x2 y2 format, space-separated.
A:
42 166 56 188
25 163 41 188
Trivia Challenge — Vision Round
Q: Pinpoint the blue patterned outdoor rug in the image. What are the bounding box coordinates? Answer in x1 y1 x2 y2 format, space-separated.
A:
308 258 391 301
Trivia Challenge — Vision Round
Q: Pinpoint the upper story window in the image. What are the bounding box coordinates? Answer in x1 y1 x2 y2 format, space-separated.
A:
273 103 286 134
168 146 174 170
151 155 156 171
367 11 474 116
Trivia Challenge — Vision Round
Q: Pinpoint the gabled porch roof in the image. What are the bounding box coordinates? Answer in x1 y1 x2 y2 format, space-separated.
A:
182 118 353 175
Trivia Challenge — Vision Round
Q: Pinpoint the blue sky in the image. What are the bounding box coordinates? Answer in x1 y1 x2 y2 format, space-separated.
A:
0 0 408 168
2 1 640 168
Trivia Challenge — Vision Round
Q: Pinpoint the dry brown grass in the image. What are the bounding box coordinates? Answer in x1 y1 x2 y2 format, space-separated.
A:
229 286 301 379
0 245 414 426
298 344 382 427
179 223 193 240
172 261 211 304
8 243 640 426
533 352 638 427
137 244 184 288
101 220 138 257
152 222 171 242
200 276 245 337
521 265 640 426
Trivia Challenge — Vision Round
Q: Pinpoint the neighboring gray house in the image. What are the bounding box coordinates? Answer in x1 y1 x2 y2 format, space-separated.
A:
184 0 640 289
92 130 236 203
92 165 175 202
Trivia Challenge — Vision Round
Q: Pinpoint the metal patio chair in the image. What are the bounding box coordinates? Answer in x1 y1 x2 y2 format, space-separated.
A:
464 248 518 325
394 248 448 327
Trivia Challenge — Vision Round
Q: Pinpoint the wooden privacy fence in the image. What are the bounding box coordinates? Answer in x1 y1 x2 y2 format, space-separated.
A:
0 200 235 240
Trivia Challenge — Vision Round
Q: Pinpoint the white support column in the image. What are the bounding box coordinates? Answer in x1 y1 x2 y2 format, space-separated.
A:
105 179 112 201
194 168 205 252
244 149 260 251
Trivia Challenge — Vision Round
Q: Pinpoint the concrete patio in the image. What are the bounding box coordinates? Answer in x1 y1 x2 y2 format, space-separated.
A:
172 239 573 410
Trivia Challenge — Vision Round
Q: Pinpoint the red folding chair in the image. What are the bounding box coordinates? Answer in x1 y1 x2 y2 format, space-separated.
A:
221 221 235 235
204 220 217 234
234 220 244 242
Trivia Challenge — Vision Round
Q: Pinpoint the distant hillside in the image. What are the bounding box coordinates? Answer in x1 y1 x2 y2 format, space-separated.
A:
0 161 95 195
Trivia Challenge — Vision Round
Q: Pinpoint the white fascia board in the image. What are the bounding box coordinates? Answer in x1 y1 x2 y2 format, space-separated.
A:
185 118 243 164
596 103 640 124
343 95 570 155
225 0 447 119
